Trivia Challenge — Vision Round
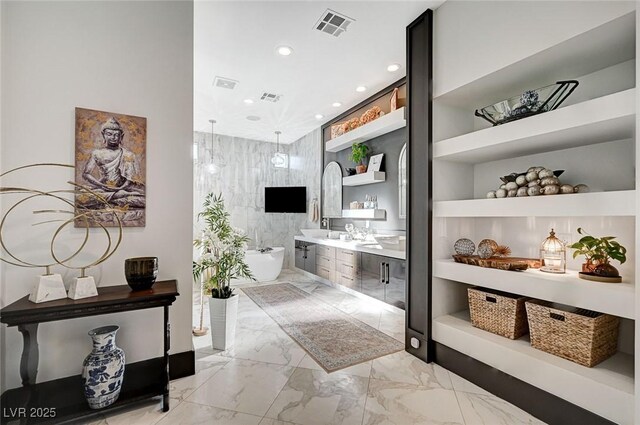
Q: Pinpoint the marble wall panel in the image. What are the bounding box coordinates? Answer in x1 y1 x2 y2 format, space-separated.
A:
193 129 321 269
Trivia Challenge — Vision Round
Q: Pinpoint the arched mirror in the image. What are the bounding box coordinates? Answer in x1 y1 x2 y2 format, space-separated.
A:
322 161 343 218
398 143 407 219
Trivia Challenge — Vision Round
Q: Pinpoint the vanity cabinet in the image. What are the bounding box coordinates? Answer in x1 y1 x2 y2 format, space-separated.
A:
359 252 406 309
294 241 316 274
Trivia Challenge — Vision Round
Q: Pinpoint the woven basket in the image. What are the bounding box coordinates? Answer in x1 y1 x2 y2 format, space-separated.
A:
468 287 530 339
525 300 619 367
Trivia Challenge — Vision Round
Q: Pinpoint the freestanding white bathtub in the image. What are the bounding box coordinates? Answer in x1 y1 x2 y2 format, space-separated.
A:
241 247 285 282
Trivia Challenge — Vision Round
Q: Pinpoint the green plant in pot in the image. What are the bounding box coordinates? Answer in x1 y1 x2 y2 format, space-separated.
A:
568 228 627 282
349 142 370 174
193 193 254 348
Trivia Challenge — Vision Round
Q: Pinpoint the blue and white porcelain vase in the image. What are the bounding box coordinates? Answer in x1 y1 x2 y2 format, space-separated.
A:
82 325 125 409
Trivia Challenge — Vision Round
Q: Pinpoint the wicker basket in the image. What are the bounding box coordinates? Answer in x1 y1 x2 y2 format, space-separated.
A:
525 300 619 367
468 287 530 339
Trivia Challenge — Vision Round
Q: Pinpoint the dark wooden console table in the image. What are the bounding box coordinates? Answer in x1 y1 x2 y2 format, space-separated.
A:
0 280 179 424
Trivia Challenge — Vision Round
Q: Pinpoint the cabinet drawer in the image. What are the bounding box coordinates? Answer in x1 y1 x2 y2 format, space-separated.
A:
337 260 358 277
316 245 336 258
316 254 335 270
337 272 358 289
336 248 357 263
316 265 334 281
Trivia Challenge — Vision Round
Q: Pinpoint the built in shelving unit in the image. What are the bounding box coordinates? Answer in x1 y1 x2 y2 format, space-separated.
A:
342 171 386 186
341 209 386 220
325 107 406 153
430 10 637 425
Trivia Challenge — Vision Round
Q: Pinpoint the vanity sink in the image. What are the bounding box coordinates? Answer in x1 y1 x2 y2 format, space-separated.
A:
373 235 406 251
300 228 329 239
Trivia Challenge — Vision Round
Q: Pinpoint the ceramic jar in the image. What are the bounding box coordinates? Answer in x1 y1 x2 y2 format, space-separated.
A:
82 325 125 409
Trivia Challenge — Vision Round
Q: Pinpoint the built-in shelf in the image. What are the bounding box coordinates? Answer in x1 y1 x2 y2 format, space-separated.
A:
325 107 406 153
434 259 635 319
341 209 386 220
434 89 635 163
433 311 633 425
342 171 386 186
434 12 635 107
434 190 635 217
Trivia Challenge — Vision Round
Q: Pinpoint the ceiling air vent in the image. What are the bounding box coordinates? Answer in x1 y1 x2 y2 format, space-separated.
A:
314 9 354 37
213 76 238 90
260 92 281 103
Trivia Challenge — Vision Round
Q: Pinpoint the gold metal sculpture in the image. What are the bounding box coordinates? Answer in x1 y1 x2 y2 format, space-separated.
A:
0 163 123 302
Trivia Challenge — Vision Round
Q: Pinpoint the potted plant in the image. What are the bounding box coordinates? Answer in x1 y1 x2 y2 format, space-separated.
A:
193 194 254 349
349 142 370 174
568 228 627 282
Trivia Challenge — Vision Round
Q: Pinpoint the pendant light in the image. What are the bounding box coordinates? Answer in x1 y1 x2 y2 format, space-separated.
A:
206 119 217 174
271 130 288 168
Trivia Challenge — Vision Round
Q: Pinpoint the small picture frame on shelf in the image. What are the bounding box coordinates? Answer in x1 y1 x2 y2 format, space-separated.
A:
368 154 384 172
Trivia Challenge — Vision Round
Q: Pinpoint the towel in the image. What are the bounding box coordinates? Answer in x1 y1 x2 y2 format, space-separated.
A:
308 199 319 222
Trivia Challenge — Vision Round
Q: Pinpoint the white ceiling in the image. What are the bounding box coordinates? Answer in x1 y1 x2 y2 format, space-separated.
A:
194 1 444 144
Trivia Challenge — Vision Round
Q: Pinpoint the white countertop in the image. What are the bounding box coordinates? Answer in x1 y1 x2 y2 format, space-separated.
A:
294 235 406 260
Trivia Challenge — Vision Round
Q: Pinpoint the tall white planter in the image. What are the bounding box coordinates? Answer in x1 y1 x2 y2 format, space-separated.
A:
209 294 238 350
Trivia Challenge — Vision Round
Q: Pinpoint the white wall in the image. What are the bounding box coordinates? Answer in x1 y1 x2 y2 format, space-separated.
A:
433 1 635 97
1 1 193 390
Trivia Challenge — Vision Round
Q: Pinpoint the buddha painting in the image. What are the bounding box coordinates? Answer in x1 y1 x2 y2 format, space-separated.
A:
75 108 146 227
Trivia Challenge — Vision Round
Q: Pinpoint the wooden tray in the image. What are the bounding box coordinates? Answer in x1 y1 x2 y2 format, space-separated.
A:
452 255 541 271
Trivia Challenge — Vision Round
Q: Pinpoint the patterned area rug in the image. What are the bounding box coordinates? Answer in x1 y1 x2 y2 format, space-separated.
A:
242 282 404 372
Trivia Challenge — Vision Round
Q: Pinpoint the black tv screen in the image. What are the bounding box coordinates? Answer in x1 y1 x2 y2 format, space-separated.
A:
265 186 306 213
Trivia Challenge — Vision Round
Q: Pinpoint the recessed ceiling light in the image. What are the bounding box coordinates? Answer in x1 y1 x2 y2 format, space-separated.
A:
356 86 367 92
276 45 293 56
243 98 254 104
246 115 261 121
387 63 401 72
315 114 324 120
332 102 342 107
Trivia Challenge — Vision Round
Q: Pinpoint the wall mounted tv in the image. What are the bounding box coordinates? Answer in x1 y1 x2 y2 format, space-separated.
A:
265 186 306 213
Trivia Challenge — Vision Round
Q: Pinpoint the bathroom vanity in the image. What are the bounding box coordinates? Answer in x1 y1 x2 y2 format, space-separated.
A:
294 235 406 309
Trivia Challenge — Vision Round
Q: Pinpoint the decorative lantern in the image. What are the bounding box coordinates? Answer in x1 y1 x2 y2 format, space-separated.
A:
540 229 566 273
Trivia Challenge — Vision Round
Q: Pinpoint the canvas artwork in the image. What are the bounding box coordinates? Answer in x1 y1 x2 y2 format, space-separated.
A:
75 107 147 227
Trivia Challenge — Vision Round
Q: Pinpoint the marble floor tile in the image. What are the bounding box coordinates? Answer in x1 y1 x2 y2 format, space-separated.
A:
264 367 369 425
156 400 262 425
100 398 172 425
259 418 298 425
456 391 547 425
378 310 405 342
370 351 452 389
217 326 306 366
186 358 295 416
296 353 372 378
449 371 492 396
362 379 465 425
170 354 231 401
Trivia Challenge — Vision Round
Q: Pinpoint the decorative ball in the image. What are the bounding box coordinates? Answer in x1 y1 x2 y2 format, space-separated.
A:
507 189 517 197
538 169 555 179
560 184 574 194
479 239 498 251
527 186 542 196
540 177 560 187
516 187 528 197
542 184 560 195
515 175 527 187
528 180 541 187
499 184 506 190
454 238 475 256
505 182 518 191
525 171 539 182
477 244 494 259
486 191 497 198
520 90 539 107
574 184 590 193
496 189 507 198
